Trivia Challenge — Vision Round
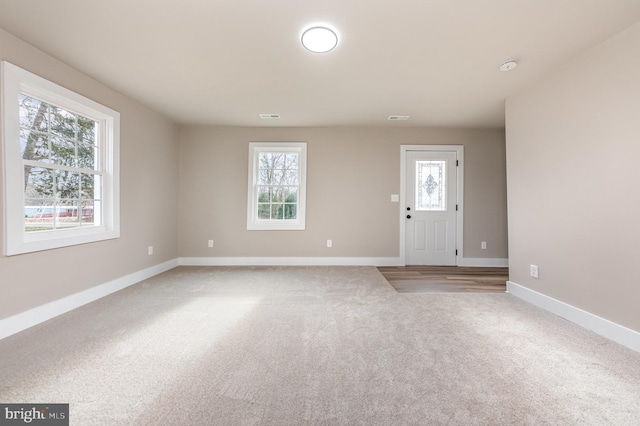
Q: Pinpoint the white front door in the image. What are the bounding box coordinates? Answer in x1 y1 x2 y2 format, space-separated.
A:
405 150 458 265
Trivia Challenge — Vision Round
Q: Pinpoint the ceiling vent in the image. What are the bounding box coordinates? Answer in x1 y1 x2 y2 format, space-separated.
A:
388 115 410 121
259 114 281 119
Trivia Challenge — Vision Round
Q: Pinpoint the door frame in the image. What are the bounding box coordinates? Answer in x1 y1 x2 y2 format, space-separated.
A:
400 145 464 266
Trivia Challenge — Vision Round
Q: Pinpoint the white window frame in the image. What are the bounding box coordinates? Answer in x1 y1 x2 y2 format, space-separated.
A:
1 61 120 255
247 142 307 230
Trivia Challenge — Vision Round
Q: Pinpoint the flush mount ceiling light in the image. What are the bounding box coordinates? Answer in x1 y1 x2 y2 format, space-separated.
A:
388 115 410 121
301 26 338 53
499 59 518 72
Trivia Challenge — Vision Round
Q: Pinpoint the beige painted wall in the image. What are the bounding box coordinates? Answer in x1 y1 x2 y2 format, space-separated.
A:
506 22 640 332
0 29 180 320
179 126 507 260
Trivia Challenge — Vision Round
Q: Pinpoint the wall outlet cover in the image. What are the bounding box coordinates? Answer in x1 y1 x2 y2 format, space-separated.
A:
530 264 539 278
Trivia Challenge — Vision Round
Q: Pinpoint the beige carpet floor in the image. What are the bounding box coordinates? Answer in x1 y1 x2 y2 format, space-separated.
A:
1 266 639 425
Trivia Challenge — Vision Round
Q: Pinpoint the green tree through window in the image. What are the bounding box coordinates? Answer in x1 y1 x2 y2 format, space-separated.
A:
3 61 120 255
20 95 99 231
247 142 306 230
257 152 299 220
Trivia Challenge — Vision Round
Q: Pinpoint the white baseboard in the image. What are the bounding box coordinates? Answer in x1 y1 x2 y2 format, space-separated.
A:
458 258 509 267
179 257 403 267
507 281 640 353
179 257 508 267
0 258 179 341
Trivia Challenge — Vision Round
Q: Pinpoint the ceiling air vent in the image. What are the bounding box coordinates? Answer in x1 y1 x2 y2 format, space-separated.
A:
260 113 281 119
388 115 410 121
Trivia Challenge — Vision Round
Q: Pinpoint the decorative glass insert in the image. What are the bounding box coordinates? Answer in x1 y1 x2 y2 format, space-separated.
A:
416 160 446 211
19 95 101 232
257 152 299 220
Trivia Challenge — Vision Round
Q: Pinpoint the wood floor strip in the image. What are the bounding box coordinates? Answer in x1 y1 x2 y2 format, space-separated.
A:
378 266 509 293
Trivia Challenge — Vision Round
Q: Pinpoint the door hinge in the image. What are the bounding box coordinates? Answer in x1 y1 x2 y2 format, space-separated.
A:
455 249 458 256
456 160 459 166
456 204 458 211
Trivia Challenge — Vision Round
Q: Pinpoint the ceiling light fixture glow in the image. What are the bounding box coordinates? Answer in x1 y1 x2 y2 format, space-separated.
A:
301 26 338 53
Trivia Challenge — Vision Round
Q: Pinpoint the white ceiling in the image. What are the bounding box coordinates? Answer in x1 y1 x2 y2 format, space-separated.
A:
1 0 640 128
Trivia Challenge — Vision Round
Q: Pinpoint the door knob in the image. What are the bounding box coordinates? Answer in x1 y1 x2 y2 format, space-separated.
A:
406 215 411 219
406 207 411 211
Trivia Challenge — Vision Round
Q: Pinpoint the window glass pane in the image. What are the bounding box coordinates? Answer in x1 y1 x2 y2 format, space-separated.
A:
19 96 98 170
20 95 101 231
258 187 270 202
20 129 50 162
50 106 77 139
25 202 41 219
258 163 272 184
284 204 297 219
24 200 54 216
256 153 301 219
284 187 297 202
57 200 80 228
80 200 96 226
77 117 96 144
56 170 80 200
258 203 270 219
271 204 284 220
284 170 298 185
258 152 298 185
258 170 269 185
259 153 284 184
25 166 54 198
266 153 286 170
24 199 55 233
19 95 48 132
270 169 284 184
50 136 76 166
284 153 298 169
270 188 284 202
416 160 446 211
80 173 96 200
77 142 95 169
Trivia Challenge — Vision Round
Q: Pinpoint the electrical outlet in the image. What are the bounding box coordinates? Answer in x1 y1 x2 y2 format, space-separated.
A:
208 240 214 248
327 240 332 248
391 194 399 202
530 264 539 279
481 241 487 250
148 246 153 256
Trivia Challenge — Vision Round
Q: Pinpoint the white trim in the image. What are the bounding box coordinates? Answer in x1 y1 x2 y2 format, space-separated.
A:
400 145 464 266
246 142 307 230
0 259 178 340
458 258 509 267
2 61 120 255
179 257 403 267
507 281 640 353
